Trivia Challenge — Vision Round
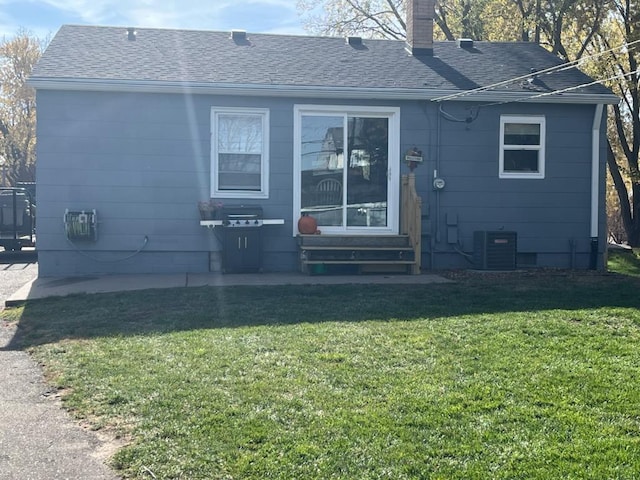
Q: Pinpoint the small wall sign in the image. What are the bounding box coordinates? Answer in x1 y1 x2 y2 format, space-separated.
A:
404 147 423 172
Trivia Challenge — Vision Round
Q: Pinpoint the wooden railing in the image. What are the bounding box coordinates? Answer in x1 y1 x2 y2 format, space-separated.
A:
401 173 422 274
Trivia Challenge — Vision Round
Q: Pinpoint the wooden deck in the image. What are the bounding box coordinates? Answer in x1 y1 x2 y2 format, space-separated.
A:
297 234 417 274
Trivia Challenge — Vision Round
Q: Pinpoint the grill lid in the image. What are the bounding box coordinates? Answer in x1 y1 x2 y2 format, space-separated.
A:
221 205 264 227
221 205 263 219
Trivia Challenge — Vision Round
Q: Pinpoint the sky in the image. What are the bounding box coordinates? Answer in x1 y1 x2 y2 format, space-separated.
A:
0 0 309 40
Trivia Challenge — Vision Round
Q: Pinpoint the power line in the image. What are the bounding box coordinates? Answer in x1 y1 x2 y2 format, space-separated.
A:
432 39 640 102
430 39 640 103
479 67 638 108
527 69 638 100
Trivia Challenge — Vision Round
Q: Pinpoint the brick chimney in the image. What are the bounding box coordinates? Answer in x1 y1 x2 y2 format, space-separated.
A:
406 0 435 56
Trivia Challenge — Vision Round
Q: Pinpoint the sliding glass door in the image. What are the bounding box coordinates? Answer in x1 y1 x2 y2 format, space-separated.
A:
294 106 399 234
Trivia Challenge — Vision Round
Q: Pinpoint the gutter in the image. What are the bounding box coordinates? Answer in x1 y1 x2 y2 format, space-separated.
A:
27 77 620 105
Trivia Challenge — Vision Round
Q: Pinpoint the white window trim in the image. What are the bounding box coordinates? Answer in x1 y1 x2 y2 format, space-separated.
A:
293 104 400 236
499 115 546 179
211 107 269 199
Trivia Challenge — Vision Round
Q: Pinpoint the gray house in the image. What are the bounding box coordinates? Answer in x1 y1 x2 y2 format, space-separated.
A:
29 0 617 276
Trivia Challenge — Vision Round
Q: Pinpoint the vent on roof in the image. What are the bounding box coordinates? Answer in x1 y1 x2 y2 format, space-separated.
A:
230 30 247 41
126 27 136 41
457 38 474 49
346 36 363 47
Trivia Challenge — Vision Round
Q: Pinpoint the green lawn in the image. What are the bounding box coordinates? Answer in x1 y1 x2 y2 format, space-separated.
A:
608 248 640 277
2 268 640 479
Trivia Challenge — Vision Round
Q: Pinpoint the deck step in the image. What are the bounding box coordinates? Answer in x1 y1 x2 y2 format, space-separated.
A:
303 260 415 265
302 250 414 262
300 245 414 251
298 234 411 248
297 234 416 275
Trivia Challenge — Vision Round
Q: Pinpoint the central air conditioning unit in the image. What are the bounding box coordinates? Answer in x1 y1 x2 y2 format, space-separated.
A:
473 231 517 270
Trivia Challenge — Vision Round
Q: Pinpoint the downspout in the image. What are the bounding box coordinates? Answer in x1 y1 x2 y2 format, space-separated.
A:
435 104 442 244
590 104 604 270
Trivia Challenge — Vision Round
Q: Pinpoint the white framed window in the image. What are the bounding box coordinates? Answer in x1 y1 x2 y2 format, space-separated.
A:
211 107 269 198
499 115 545 179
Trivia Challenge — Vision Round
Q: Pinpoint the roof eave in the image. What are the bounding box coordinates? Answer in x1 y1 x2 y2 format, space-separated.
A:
27 77 620 105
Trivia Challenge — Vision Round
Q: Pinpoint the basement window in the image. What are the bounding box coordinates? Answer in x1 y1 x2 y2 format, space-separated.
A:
499 115 545 179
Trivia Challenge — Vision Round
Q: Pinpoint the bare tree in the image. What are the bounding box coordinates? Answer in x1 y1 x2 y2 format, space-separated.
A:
297 0 480 40
296 0 609 50
0 29 44 186
590 1 640 245
296 0 408 39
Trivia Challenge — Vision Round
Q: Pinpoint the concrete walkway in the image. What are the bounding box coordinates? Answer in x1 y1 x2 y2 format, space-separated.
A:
0 262 120 480
1 266 450 479
6 271 451 307
0 325 121 480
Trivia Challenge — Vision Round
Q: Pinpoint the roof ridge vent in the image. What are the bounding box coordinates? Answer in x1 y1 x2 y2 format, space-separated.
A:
230 30 247 41
126 27 136 41
457 38 474 49
346 36 363 47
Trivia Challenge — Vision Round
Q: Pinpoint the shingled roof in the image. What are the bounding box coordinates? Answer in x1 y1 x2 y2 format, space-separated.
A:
30 25 617 104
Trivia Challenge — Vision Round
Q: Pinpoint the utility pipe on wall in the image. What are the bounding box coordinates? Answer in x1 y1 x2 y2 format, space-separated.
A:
430 102 443 269
434 103 443 244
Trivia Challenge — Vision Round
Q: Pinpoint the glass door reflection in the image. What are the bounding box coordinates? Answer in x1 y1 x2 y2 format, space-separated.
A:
299 114 389 231
346 116 388 227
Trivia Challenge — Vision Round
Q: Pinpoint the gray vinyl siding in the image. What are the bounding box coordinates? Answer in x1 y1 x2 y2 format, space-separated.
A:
35 89 606 275
410 102 606 270
36 90 295 275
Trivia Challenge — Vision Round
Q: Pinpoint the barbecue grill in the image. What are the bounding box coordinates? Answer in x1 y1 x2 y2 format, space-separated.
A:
220 206 264 272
